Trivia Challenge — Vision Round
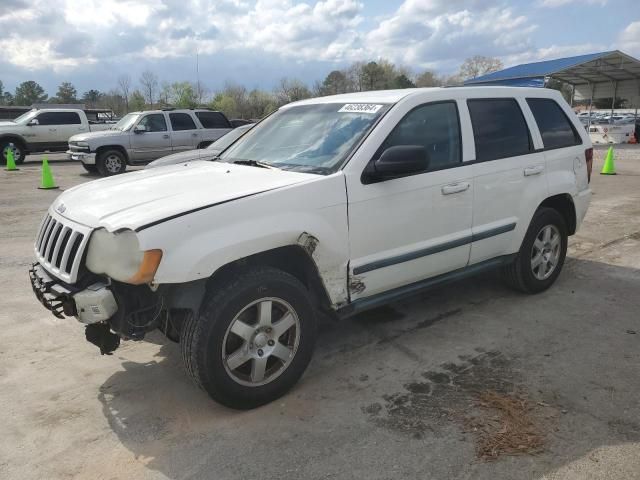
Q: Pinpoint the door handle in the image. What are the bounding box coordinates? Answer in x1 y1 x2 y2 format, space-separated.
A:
441 182 470 195
49 128 57 132
162 134 170 139
191 133 198 137
524 165 544 176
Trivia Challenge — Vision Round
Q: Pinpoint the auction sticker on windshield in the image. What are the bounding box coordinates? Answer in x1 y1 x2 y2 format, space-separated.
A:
338 104 383 114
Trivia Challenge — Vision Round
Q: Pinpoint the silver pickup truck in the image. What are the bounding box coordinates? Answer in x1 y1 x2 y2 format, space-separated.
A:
67 109 233 175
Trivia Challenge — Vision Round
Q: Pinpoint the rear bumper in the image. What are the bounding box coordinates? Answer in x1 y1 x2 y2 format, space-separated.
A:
67 150 96 164
29 263 117 324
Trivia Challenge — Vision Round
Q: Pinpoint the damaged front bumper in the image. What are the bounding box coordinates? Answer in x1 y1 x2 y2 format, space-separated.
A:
29 262 168 354
29 263 117 323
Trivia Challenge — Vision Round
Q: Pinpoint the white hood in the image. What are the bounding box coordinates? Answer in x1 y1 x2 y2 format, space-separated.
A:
52 161 318 231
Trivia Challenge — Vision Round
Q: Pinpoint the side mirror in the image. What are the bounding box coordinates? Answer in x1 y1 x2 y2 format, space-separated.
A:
364 145 429 183
134 124 147 134
27 119 39 126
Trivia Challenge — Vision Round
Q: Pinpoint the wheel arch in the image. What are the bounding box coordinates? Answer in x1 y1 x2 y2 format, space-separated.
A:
0 134 28 153
538 193 577 235
206 244 335 315
95 145 130 164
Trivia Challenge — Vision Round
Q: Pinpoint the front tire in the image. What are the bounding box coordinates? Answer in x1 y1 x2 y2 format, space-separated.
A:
1 140 26 165
96 150 127 176
181 267 317 409
81 163 98 174
502 207 568 293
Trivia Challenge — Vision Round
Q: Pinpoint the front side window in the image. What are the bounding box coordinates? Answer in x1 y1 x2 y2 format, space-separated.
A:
376 101 461 172
219 103 390 174
527 98 581 149
112 113 140 131
170 113 197 131
138 114 167 132
467 98 532 162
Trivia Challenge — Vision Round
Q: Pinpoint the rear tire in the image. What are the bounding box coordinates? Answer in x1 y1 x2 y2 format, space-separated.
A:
181 267 317 409
96 149 127 176
81 163 98 174
502 207 568 294
1 140 26 165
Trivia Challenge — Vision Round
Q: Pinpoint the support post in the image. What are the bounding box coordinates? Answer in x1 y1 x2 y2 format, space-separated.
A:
610 80 618 120
587 82 594 131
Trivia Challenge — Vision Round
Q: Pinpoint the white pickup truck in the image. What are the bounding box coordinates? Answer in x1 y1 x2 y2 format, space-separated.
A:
30 87 591 409
0 108 111 164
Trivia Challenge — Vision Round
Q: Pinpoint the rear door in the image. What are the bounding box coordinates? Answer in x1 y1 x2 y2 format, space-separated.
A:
30 112 82 150
169 113 200 152
54 111 87 144
467 96 547 264
195 111 233 144
129 113 172 161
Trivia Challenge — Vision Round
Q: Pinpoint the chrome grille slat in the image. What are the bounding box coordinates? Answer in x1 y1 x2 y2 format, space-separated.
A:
35 215 52 250
43 221 59 261
34 211 92 284
60 231 79 274
51 226 70 268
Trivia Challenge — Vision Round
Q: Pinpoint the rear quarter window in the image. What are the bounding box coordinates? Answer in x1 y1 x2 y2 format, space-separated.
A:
526 98 582 149
467 98 532 162
196 111 231 129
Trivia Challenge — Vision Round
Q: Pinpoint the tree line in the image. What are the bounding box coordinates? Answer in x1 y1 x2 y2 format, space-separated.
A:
0 56 504 119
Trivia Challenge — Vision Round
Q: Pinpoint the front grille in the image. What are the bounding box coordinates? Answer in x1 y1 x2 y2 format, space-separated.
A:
34 211 92 284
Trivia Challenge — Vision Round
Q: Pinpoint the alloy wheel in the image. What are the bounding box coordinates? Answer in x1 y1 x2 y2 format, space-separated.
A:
222 297 300 387
531 224 561 280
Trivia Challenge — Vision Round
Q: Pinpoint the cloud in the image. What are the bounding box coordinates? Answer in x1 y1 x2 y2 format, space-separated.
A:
366 2 535 70
539 0 607 7
618 21 640 57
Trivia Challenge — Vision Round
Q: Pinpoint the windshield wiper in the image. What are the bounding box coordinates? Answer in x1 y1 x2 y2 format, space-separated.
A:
231 159 278 170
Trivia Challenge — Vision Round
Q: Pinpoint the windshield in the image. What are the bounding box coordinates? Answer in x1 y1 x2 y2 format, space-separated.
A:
13 110 38 124
219 103 389 174
111 113 140 131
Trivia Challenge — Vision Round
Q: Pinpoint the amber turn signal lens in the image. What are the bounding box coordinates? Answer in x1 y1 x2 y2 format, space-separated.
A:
127 249 163 285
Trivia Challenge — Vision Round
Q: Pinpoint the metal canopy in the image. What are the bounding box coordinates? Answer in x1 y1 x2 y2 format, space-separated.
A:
464 50 640 87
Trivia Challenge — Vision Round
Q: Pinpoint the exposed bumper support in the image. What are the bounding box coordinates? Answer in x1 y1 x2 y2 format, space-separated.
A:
29 263 117 324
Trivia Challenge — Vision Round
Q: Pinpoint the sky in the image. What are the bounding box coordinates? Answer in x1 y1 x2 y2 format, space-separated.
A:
0 0 639 96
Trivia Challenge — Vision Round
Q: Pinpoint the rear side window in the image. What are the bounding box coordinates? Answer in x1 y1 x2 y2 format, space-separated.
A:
526 98 581 149
377 101 461 171
467 98 532 161
37 112 81 125
196 111 231 129
170 113 197 131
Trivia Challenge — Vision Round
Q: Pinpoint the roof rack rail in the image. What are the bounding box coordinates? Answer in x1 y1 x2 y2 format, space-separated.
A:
161 107 176 111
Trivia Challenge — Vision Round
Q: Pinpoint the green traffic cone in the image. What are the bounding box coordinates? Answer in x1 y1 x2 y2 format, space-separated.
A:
5 148 19 171
38 156 59 190
600 147 616 175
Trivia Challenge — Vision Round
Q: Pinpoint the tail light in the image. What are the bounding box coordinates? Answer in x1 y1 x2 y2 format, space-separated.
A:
585 147 593 183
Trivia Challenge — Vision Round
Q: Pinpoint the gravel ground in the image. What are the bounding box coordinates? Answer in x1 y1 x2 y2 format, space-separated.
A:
1 145 639 480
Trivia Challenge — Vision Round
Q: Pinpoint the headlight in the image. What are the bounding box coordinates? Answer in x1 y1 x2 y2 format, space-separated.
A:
85 229 162 285
75 141 89 147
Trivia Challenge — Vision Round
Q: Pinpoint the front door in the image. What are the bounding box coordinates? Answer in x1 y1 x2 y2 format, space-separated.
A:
129 113 172 162
346 100 474 300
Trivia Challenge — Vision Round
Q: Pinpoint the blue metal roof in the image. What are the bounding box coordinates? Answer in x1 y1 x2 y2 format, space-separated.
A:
464 51 615 85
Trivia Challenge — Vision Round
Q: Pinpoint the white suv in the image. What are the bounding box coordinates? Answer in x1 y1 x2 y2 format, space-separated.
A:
29 87 592 409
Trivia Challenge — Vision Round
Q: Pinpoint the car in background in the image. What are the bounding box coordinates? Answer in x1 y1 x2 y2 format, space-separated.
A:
68 109 234 176
0 108 112 165
146 123 254 169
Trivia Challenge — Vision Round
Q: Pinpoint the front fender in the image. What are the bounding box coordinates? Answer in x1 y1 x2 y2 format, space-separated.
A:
137 174 350 306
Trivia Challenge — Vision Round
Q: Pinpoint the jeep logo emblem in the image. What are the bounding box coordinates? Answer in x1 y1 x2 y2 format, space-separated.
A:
56 203 66 214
